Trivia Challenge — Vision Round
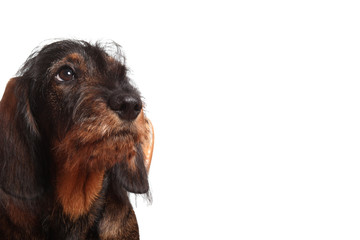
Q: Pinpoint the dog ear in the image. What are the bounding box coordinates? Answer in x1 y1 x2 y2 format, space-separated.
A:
0 77 47 200
143 119 154 173
111 121 154 195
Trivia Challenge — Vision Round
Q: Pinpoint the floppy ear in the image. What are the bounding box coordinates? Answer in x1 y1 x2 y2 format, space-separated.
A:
0 77 47 200
111 120 154 195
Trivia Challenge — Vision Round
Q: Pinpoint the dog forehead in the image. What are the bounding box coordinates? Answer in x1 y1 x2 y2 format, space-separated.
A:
50 49 121 77
19 40 126 77
66 52 84 62
50 52 87 71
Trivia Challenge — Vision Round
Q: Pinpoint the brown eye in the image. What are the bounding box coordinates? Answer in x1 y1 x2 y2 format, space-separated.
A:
56 67 75 82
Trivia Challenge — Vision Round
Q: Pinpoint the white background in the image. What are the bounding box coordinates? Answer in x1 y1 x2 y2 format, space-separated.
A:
1 1 360 239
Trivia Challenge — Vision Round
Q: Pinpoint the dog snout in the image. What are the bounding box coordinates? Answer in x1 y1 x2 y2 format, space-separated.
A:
108 92 142 121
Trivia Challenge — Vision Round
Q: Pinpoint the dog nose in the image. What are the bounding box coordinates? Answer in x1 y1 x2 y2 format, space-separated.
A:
109 94 142 121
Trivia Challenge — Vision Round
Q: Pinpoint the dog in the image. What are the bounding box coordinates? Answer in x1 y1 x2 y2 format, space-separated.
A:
0 40 154 239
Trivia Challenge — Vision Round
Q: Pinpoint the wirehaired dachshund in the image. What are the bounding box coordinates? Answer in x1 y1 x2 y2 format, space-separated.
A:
0 40 154 239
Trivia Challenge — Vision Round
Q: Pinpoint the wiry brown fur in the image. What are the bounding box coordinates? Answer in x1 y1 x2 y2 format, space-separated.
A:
0 40 153 239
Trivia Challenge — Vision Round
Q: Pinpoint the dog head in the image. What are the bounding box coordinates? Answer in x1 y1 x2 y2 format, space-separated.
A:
0 40 154 218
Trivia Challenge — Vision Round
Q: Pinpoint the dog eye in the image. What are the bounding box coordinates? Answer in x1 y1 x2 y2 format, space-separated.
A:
56 67 75 82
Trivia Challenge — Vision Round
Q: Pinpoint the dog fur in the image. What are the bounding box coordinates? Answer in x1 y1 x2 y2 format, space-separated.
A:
0 40 153 239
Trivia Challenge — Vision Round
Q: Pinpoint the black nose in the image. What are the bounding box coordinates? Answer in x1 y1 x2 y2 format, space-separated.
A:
109 93 142 121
